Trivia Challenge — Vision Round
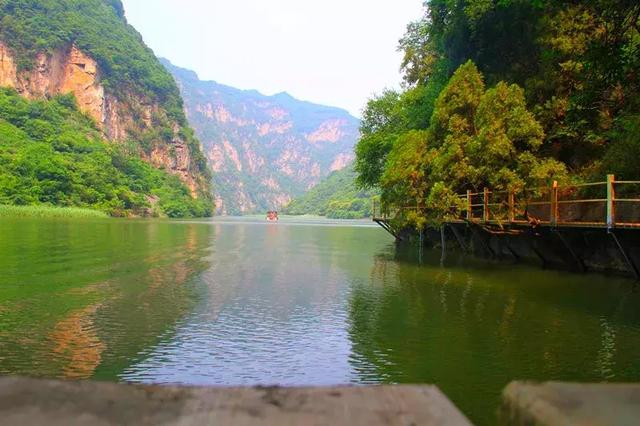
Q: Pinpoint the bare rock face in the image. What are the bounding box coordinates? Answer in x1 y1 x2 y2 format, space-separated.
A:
0 43 104 124
0 42 202 197
0 43 18 88
164 59 360 215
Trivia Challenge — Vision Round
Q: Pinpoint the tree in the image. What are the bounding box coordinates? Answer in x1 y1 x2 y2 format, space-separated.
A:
355 91 404 189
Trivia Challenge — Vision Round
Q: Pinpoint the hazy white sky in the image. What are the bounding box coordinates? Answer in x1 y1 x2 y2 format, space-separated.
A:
120 0 424 117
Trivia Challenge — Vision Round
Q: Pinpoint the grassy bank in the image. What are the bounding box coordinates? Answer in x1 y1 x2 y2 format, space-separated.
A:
0 205 108 219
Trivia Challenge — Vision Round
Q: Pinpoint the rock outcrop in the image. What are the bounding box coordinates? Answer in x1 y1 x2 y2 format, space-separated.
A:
0 42 203 196
164 59 360 215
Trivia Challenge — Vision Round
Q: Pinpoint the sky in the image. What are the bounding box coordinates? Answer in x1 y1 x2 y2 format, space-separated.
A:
120 0 424 117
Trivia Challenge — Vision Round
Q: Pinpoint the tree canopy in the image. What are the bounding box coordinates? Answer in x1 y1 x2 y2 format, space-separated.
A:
355 0 640 225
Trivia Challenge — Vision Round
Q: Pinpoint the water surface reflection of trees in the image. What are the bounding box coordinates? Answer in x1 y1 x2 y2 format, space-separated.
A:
0 219 213 380
347 247 640 425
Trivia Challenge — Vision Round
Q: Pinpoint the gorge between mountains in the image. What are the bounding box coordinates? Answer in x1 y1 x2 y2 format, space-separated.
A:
164 60 361 215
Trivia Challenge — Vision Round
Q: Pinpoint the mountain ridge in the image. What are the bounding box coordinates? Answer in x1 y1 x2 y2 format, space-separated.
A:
160 59 355 118
164 59 360 215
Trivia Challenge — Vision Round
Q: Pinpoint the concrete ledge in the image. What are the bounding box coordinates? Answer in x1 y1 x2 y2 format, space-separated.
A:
0 377 472 426
501 381 640 426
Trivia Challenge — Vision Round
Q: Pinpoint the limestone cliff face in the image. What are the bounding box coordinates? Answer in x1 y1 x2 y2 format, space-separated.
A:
0 42 203 196
164 59 360 215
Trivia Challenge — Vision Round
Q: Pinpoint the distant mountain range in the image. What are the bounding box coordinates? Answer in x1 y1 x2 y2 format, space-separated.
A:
163 59 360 215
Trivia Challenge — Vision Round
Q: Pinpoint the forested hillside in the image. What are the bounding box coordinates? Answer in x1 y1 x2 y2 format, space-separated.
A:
0 0 213 216
356 0 640 227
0 89 210 217
283 166 376 219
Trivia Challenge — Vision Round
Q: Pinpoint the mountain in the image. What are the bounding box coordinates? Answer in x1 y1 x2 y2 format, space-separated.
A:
0 0 212 216
163 59 360 215
283 165 376 219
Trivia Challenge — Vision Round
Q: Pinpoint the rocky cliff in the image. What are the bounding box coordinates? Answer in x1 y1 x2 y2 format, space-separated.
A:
0 0 211 200
164 60 360 215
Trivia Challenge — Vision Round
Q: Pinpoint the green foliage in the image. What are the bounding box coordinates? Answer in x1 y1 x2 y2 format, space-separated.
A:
379 62 566 224
429 64 566 193
601 116 640 180
0 204 108 218
354 84 443 189
0 88 211 218
381 130 431 207
356 0 640 227
0 0 185 123
284 166 377 219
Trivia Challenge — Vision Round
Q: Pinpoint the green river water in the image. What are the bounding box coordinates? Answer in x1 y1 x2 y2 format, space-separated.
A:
1 216 639 424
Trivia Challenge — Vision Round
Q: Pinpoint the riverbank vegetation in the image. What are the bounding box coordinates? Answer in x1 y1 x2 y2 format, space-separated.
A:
0 88 211 218
356 0 640 226
0 205 108 219
284 166 377 219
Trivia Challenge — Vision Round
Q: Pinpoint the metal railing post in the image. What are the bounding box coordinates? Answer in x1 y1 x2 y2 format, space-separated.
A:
550 180 558 226
483 188 489 223
467 190 472 221
607 174 615 229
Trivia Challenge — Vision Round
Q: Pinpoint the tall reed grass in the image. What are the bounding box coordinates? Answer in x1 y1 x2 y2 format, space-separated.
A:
0 205 108 219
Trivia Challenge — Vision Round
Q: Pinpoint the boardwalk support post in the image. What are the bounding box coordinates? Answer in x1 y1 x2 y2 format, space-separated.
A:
450 224 469 252
467 190 472 221
505 236 520 261
553 229 586 273
467 222 495 258
609 231 639 280
440 225 447 264
508 190 515 223
550 180 559 226
607 174 615 230
483 188 490 224
530 240 547 268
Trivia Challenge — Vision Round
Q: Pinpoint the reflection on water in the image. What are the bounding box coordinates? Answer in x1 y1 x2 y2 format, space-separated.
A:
0 218 212 380
50 303 105 379
1 216 639 425
121 220 378 385
348 247 640 425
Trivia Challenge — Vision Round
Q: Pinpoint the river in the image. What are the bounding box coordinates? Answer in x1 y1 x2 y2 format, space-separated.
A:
1 216 639 424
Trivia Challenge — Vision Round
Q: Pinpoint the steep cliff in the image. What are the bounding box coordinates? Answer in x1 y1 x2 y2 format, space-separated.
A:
0 0 211 200
163 60 360 215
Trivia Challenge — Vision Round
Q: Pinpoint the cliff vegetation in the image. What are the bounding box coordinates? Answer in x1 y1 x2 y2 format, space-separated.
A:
0 88 211 217
0 0 213 212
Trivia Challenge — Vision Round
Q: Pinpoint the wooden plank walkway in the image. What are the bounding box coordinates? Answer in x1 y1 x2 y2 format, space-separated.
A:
373 174 640 232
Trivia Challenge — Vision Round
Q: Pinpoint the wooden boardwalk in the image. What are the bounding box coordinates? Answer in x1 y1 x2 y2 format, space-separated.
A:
373 175 640 277
373 175 640 233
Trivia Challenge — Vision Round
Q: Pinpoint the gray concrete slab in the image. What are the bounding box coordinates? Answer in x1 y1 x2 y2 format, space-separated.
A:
0 377 472 426
501 381 640 426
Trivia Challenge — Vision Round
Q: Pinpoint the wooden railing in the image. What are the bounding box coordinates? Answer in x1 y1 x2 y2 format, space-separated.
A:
372 175 640 229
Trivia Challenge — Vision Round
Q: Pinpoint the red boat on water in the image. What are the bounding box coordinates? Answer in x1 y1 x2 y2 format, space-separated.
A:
266 211 279 222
